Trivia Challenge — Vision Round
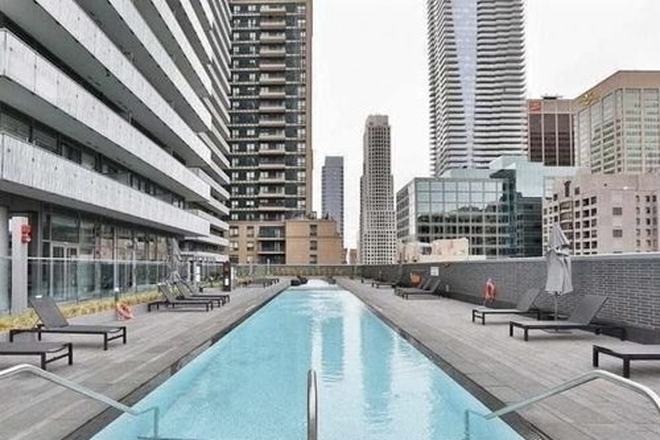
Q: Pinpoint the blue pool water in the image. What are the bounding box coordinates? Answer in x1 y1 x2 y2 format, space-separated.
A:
92 285 525 440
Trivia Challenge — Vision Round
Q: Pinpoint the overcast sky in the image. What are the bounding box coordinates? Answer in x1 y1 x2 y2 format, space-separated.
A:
311 0 660 249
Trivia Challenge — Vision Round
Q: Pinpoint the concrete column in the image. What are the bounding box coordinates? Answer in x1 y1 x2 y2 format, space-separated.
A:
10 216 29 314
0 207 9 313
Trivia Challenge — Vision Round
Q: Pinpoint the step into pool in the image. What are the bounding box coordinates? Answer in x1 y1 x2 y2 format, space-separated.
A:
91 286 527 440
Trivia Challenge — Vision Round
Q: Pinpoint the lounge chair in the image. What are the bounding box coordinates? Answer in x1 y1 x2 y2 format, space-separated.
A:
509 295 626 341
371 275 403 289
0 341 72 370
398 279 442 300
148 284 214 312
395 277 433 297
174 281 229 306
472 288 541 325
592 345 660 378
9 297 127 351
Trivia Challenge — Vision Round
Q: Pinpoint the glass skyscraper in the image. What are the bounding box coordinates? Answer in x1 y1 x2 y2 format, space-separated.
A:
428 0 527 176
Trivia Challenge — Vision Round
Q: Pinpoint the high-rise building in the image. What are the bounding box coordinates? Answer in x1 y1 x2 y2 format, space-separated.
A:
544 173 660 255
527 98 575 167
428 0 527 176
359 115 396 265
0 0 232 309
321 156 344 237
574 71 660 174
228 0 313 264
397 156 577 258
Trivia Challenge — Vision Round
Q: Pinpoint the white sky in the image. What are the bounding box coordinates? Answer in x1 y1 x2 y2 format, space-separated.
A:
311 0 660 249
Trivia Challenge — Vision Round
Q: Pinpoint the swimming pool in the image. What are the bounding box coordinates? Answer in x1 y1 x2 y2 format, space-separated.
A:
91 285 526 440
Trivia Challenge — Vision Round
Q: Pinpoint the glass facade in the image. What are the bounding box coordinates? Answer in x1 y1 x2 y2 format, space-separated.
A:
30 206 173 302
397 158 578 258
576 86 660 174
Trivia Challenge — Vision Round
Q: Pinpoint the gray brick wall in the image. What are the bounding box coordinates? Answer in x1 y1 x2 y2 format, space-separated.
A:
359 254 660 343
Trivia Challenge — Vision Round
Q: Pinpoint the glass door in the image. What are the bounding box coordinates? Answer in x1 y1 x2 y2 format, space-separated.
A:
51 244 79 301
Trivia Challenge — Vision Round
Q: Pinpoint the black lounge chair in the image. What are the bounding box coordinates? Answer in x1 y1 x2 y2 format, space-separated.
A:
371 275 403 289
0 341 72 370
9 297 126 351
592 345 660 378
174 281 229 306
148 284 214 312
395 277 432 297
509 295 626 341
397 279 442 300
187 280 231 303
472 288 541 325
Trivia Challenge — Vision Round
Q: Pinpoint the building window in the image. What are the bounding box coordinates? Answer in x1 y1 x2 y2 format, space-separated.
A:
246 241 254 251
613 207 623 216
247 226 254 238
310 224 317 237
613 229 623 238
310 240 317 251
230 227 239 237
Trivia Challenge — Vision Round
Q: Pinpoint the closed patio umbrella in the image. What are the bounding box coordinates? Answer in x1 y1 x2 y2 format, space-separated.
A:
545 223 573 320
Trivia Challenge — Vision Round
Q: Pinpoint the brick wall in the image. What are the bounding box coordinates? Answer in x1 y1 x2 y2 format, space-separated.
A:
359 254 660 343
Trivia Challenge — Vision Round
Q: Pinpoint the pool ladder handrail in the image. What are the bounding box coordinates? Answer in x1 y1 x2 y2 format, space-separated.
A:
0 363 160 437
307 369 318 440
486 369 660 420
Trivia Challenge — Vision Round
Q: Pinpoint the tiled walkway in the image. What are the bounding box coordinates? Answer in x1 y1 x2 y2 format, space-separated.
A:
338 278 660 440
0 282 288 440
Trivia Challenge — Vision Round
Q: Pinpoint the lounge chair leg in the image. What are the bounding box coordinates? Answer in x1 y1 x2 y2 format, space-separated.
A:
536 309 541 320
524 329 529 341
509 323 514 337
41 354 47 370
482 314 486 326
68 343 73 365
471 311 475 323
592 347 599 367
123 328 127 344
623 359 631 378
104 334 108 351
37 332 42 341
9 330 14 342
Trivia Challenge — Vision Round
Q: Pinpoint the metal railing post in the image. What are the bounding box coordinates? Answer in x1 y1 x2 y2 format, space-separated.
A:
307 369 318 440
0 364 159 437
485 369 660 420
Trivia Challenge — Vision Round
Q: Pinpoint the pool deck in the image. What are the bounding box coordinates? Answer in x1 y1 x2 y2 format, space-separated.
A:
338 278 660 440
0 281 288 440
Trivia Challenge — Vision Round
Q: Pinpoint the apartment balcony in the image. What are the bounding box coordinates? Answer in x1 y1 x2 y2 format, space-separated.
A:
259 189 286 198
258 145 286 155
0 30 209 203
259 174 286 184
259 104 286 113
260 62 286 71
258 131 286 141
259 117 286 127
260 19 286 30
260 6 287 16
0 134 208 236
259 161 286 170
258 203 286 212
259 47 286 58
260 74 286 85
259 89 286 99
260 33 286 43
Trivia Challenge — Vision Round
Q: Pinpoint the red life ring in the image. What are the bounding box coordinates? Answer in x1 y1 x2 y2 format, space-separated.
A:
484 279 497 301
116 303 134 320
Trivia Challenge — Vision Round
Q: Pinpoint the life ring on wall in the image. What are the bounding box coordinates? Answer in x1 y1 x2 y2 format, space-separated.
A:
116 303 134 320
484 279 497 304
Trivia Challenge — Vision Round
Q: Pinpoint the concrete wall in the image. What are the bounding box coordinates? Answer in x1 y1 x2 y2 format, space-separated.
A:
360 254 660 343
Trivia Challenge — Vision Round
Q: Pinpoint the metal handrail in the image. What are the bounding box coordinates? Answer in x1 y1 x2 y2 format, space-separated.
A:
485 369 660 420
0 364 159 437
307 369 318 440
